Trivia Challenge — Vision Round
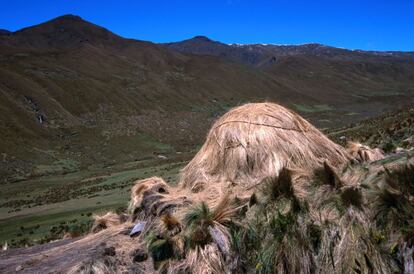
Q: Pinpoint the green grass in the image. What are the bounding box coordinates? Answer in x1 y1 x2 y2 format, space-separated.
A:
292 104 333 113
136 133 174 153
31 159 80 176
0 205 108 244
360 90 403 97
345 112 359 116
0 157 185 247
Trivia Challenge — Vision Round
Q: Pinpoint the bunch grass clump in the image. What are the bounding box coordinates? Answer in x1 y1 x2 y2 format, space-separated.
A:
180 102 351 189
90 211 125 233
227 155 414 273
183 194 238 249
7 103 414 274
146 233 175 262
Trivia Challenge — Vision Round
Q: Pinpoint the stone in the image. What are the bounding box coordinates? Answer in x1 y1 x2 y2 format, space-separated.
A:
130 221 146 237
209 226 230 256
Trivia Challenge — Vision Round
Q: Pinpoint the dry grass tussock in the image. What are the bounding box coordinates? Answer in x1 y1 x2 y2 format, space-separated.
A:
128 176 171 215
67 259 116 274
346 141 385 162
5 102 414 274
168 244 228 274
91 211 127 233
180 102 351 189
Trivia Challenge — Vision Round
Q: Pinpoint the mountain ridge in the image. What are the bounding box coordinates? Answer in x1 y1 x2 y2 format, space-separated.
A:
163 35 414 67
4 14 413 54
1 15 414 181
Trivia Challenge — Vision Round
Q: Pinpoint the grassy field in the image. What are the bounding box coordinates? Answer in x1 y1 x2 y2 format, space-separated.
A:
0 155 187 247
291 104 333 113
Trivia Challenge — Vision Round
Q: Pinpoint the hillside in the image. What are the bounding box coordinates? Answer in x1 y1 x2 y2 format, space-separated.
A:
164 36 414 108
1 15 414 182
0 15 295 181
1 103 414 273
329 105 414 150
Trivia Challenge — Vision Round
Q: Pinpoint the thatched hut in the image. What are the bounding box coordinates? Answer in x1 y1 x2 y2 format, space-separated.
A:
180 102 351 189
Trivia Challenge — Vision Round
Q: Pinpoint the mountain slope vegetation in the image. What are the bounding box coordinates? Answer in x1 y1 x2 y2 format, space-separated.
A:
1 14 414 184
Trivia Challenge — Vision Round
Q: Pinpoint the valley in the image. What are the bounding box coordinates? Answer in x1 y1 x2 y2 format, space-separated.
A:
0 15 414 253
1 15 414 184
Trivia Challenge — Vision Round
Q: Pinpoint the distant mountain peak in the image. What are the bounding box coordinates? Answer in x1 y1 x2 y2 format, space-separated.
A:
0 29 11 35
51 14 83 22
4 14 124 49
192 35 213 42
163 37 378 66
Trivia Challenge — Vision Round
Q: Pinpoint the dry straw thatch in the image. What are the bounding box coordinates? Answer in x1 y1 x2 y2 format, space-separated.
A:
180 102 351 189
346 141 385 162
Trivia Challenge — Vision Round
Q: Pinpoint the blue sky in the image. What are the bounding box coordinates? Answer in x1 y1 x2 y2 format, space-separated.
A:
0 0 413 51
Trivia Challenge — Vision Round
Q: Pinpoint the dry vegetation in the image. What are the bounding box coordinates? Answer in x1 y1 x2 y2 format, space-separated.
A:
180 103 350 189
1 103 414 273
